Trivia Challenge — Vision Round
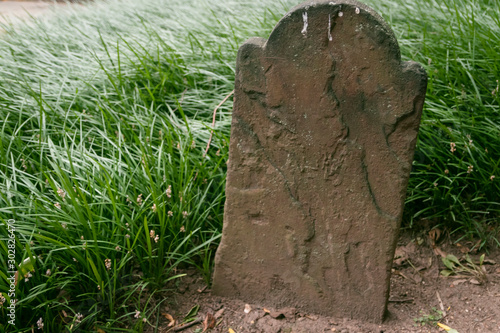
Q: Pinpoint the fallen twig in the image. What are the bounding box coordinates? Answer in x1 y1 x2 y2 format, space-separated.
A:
388 298 414 303
197 285 208 293
173 318 203 332
203 89 234 158
436 291 445 312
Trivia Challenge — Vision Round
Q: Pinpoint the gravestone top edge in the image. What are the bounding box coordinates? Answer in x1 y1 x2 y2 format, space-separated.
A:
263 0 400 60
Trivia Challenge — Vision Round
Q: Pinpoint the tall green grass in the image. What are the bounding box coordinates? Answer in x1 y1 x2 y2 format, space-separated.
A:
368 0 500 246
0 0 292 331
0 0 498 331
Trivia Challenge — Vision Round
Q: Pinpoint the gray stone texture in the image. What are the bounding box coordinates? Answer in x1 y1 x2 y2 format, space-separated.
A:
212 0 427 322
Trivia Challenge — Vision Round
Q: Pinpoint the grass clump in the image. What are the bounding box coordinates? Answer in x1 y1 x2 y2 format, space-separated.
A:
368 0 500 247
0 0 291 331
0 0 498 331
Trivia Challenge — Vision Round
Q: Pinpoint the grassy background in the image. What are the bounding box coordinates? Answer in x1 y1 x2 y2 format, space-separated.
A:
0 0 498 331
378 0 500 245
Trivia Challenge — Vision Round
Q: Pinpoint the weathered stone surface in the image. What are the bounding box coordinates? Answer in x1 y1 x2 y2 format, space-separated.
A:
212 0 427 322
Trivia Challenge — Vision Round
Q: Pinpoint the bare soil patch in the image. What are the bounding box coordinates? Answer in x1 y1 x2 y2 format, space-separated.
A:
150 231 500 333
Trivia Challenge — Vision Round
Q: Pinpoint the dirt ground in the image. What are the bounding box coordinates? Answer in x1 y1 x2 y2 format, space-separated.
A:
0 1 83 26
0 1 60 25
151 231 500 333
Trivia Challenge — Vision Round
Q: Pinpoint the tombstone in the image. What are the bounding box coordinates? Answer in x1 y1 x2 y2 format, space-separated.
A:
212 0 427 322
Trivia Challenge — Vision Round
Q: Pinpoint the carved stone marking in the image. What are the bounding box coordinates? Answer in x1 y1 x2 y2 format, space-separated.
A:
212 0 427 322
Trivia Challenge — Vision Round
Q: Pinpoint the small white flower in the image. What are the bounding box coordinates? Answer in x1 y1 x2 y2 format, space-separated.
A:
105 258 112 271
152 203 157 213
166 185 172 198
37 318 44 330
134 310 141 318
115 245 121 251
75 313 84 323
168 211 173 217
54 202 61 209
57 188 66 201
21 158 27 171
182 211 189 218
46 269 51 276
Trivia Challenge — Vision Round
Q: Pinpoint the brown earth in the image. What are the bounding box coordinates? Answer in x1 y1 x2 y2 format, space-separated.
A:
0 1 67 26
0 1 88 27
148 231 500 333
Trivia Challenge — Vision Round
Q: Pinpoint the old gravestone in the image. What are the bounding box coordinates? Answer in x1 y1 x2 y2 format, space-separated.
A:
212 0 427 322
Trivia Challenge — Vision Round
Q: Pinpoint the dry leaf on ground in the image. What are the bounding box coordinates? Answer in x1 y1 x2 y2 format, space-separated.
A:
202 313 216 332
437 322 459 333
161 312 176 327
429 228 442 244
450 279 467 286
214 308 225 319
393 241 416 266
433 245 448 258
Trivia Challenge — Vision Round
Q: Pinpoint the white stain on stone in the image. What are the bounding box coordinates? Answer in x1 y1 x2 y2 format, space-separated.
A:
328 14 333 41
329 2 336 5
355 7 360 14
301 12 308 35
338 11 343 17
